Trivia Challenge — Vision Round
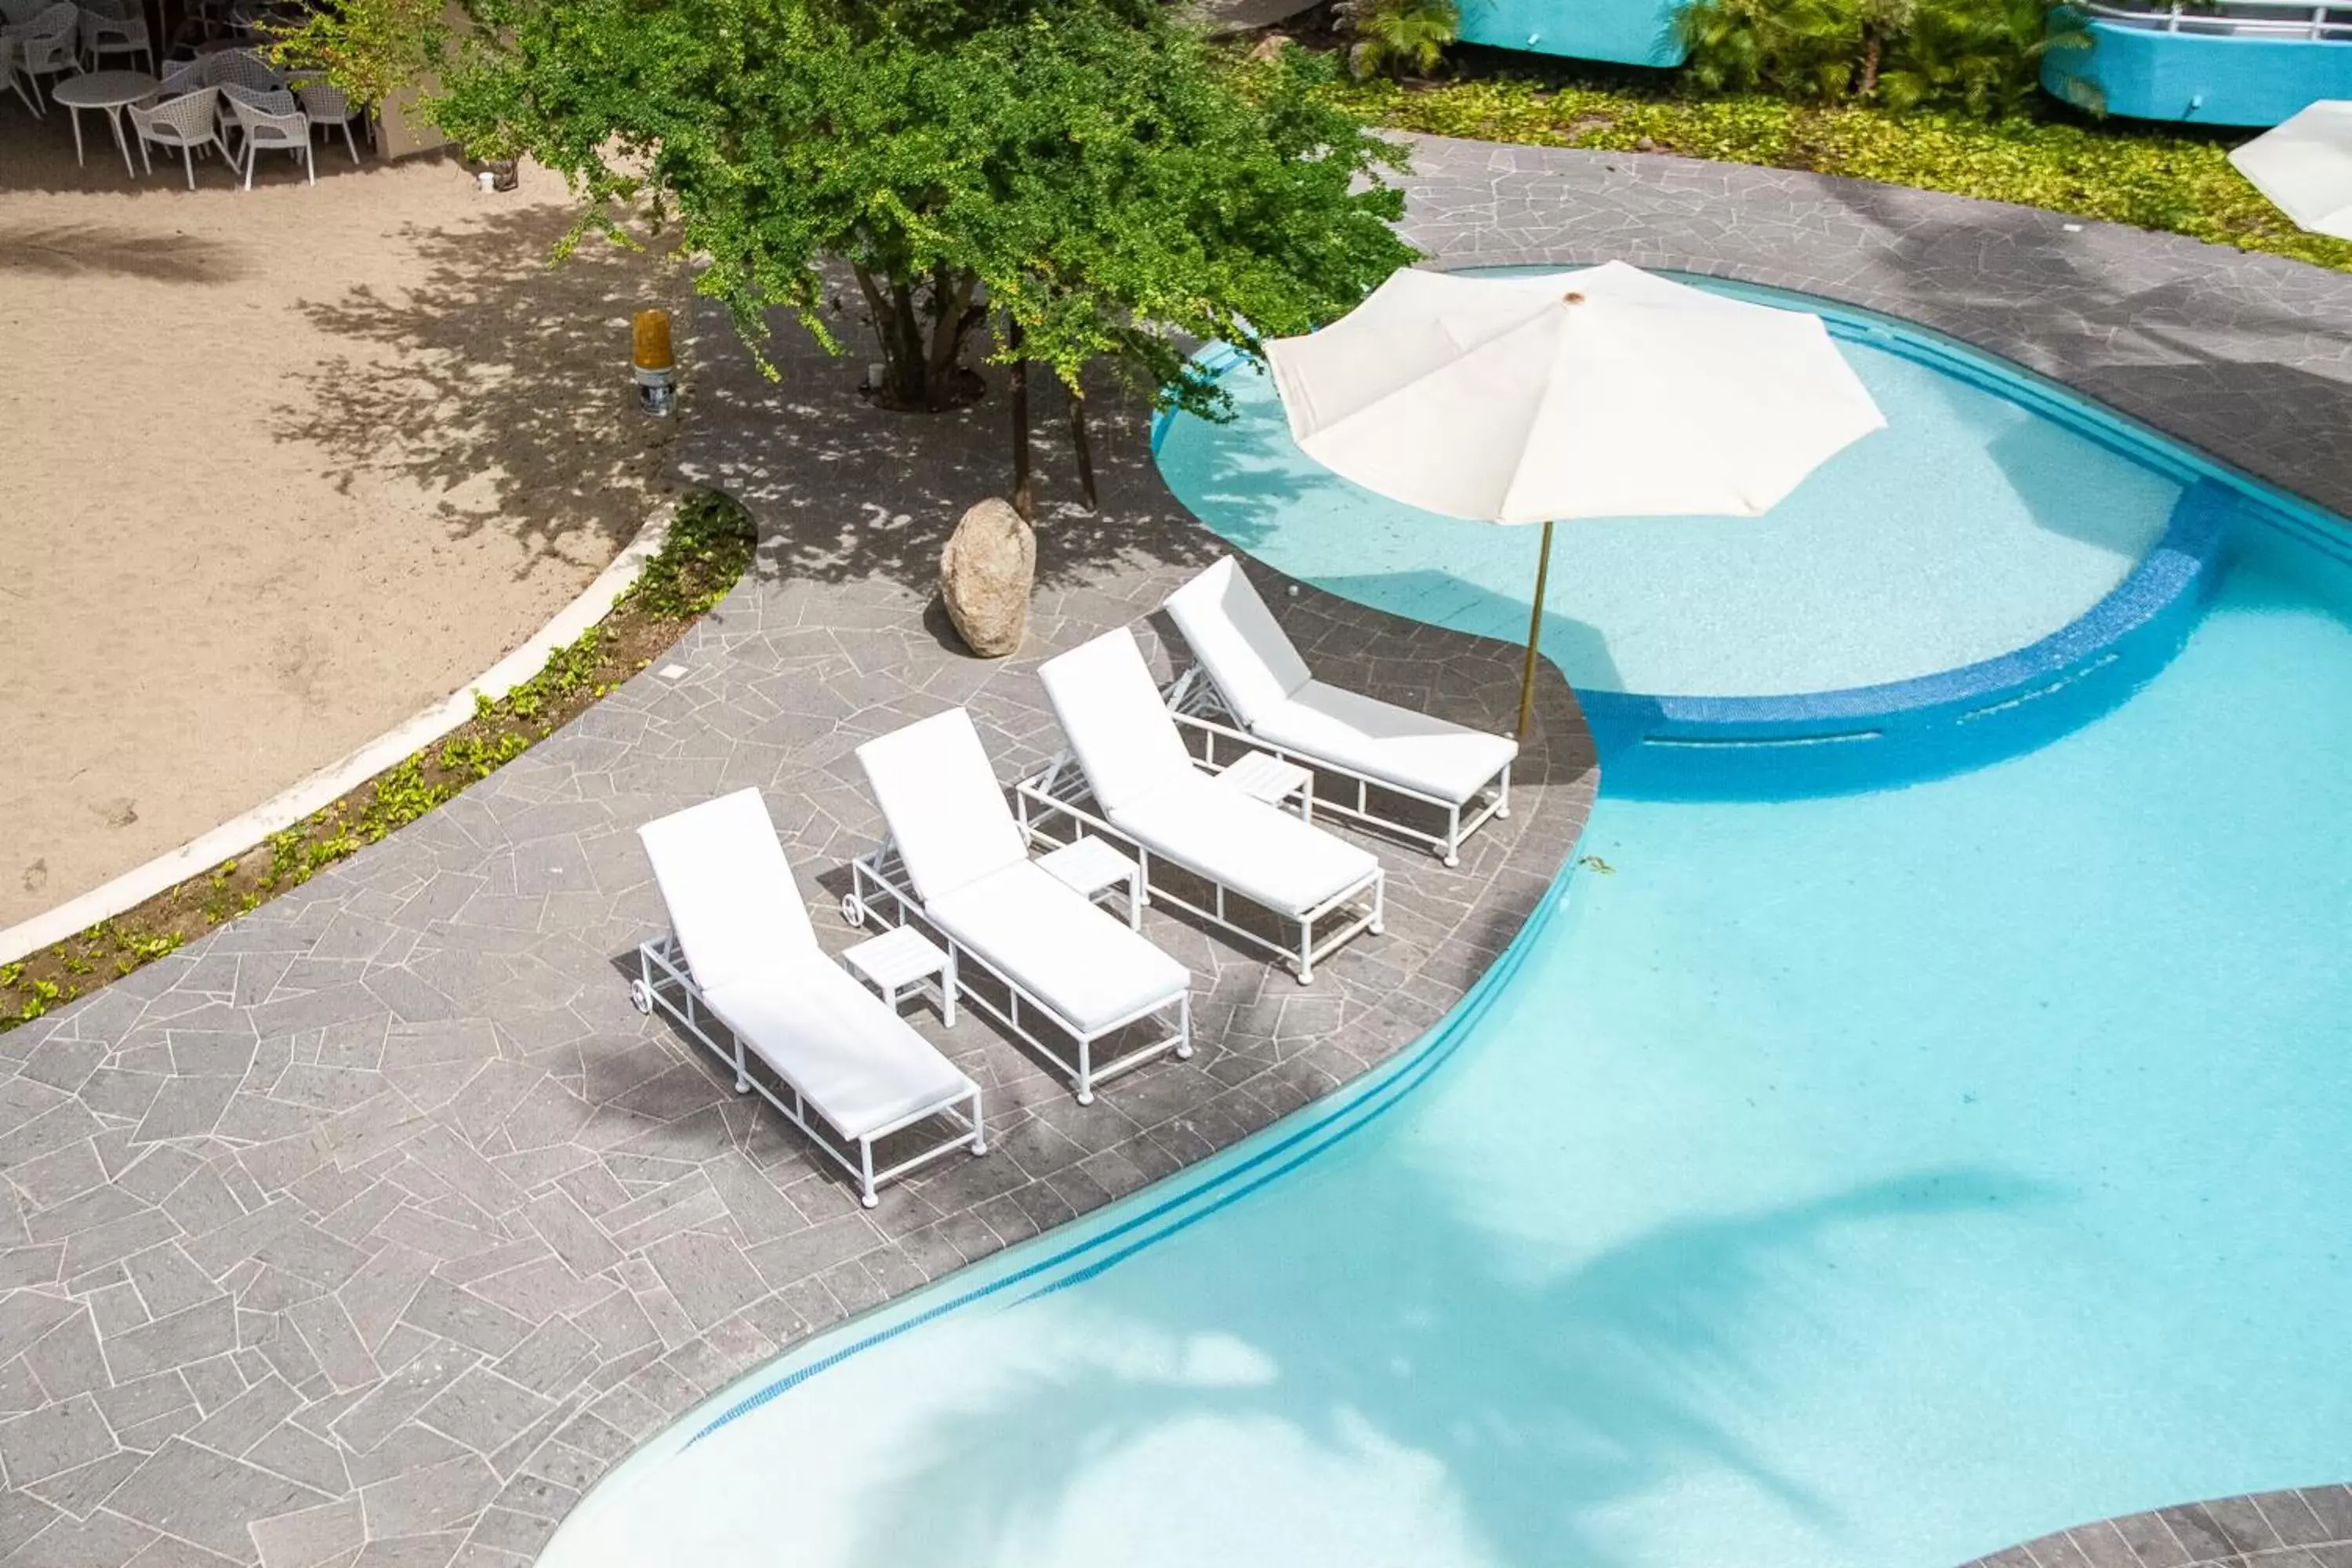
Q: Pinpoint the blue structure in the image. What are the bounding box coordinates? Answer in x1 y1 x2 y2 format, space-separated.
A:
2042 3 2352 125
1455 0 1690 67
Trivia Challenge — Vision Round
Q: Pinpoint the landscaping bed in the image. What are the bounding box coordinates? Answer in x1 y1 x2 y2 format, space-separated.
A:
0 490 757 1031
1306 63 2352 274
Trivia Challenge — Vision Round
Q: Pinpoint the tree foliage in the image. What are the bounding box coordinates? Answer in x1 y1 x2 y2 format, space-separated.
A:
281 0 1415 416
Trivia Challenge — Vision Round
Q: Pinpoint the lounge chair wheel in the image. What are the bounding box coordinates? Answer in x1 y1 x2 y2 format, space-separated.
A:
1495 804 1510 819
627 978 653 1015
861 1192 879 1209
840 894 866 928
1076 1089 1095 1106
1443 853 1460 868
1370 920 1384 935
1175 1043 1194 1060
971 1139 988 1156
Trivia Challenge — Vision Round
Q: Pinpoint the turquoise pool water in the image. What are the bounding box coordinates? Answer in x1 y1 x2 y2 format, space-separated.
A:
1155 274 2183 700
540 368 2352 1568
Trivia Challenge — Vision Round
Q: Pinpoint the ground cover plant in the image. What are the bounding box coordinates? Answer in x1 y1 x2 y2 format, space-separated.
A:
0 490 757 1031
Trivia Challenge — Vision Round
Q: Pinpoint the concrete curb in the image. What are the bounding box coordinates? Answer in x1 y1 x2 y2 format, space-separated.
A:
0 498 682 967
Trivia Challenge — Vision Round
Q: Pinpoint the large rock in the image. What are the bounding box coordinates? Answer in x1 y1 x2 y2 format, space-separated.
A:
940 498 1036 659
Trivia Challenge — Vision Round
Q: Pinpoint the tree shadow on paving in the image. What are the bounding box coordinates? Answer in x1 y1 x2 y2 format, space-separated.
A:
273 202 691 575
679 292 1236 597
0 221 245 284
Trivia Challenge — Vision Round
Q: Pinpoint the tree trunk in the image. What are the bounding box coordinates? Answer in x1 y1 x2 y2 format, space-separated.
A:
1857 27 1883 97
852 264 983 412
1007 314 1035 521
1068 386 1098 512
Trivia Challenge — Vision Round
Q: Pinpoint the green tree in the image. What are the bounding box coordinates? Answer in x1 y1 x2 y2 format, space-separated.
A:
281 0 1414 426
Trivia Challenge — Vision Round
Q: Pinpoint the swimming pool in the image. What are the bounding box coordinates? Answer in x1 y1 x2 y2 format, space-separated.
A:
539 314 2352 1568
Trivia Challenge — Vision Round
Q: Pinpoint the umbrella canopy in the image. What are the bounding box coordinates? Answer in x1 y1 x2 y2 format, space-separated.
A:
2229 100 2352 240
1265 261 1886 525
1262 262 1886 735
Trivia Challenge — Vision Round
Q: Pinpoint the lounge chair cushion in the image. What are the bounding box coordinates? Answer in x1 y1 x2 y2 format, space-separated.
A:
927 861 1189 1036
855 709 1031 904
1250 681 1518 807
703 960 975 1142
1162 556 1313 728
1109 771 1379 918
1036 629 1198 813
637 788 818 993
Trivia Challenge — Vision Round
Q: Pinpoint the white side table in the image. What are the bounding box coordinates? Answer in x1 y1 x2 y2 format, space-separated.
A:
1214 750 1315 822
841 925 956 1026
1037 835 1144 931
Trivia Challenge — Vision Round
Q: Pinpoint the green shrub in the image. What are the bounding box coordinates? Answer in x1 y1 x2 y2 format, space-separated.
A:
1337 0 1463 80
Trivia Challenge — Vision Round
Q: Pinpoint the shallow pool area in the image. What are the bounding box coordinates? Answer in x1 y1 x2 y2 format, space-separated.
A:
1155 274 2186 703
540 430 2352 1566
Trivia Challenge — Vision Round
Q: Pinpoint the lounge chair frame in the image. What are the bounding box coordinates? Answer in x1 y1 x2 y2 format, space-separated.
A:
844 842 1193 1105
630 935 985 1207
1013 752 1385 985
1163 667 1512 869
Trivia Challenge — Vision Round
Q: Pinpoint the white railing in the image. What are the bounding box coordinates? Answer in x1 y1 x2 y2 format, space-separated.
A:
2072 0 2352 41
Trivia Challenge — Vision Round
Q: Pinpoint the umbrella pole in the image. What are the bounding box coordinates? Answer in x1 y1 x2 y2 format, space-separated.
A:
1516 519 1556 739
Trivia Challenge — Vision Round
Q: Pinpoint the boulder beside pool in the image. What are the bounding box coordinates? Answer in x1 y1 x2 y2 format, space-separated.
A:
940 497 1036 658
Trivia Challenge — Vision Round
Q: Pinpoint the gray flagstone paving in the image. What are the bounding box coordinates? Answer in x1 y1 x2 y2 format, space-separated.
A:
2 132 2346 1568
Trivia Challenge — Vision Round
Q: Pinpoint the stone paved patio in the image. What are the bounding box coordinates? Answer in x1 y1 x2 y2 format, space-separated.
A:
1963 1486 2352 1568
1 132 2347 1568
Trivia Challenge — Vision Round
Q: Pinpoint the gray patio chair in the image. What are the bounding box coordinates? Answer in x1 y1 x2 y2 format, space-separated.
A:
223 84 309 187
127 85 227 188
80 0 154 74
2 2 78 111
199 44 282 93
292 74 362 161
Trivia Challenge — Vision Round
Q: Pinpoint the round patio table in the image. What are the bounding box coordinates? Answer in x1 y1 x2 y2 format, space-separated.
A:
51 70 159 180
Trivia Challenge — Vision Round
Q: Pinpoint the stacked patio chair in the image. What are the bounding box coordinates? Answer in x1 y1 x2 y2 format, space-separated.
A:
79 0 154 73
2 2 78 112
199 44 283 93
126 83 227 187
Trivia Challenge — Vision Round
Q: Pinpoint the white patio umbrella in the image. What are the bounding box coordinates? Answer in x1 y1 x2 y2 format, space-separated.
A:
1264 260 1886 735
2228 100 2352 239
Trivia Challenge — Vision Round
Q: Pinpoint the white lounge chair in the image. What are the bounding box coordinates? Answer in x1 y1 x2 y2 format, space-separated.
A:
631 788 985 1208
1162 557 1517 867
850 708 1192 1105
1024 627 1385 985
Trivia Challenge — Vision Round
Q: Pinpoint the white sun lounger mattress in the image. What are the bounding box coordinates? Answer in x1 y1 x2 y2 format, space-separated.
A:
1247 681 1519 806
927 860 1189 1036
701 961 974 1142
